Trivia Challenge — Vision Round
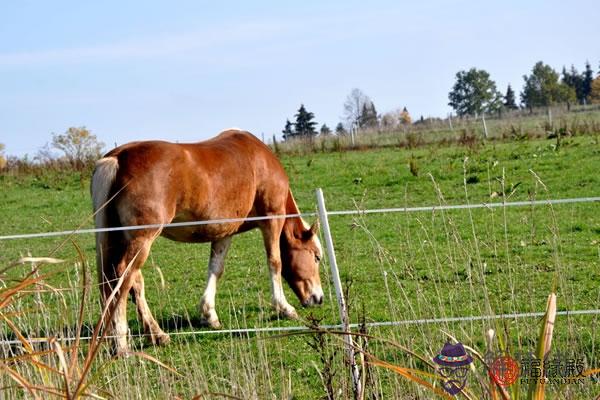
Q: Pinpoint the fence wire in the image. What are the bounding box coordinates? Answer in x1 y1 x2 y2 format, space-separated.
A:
1 195 599 345
1 196 598 241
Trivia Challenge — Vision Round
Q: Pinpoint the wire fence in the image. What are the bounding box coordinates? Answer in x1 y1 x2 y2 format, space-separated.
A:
2 309 600 346
1 196 599 241
1 194 599 346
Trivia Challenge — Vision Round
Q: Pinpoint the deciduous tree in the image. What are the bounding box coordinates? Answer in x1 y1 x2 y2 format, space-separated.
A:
343 88 371 129
399 107 412 126
590 76 600 104
521 62 575 110
0 143 6 169
51 126 104 169
448 68 503 117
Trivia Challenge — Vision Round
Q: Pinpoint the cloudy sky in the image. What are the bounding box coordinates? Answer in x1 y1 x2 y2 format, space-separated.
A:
1 0 598 155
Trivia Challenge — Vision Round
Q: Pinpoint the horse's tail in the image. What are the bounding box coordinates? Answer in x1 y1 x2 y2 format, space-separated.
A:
91 156 119 297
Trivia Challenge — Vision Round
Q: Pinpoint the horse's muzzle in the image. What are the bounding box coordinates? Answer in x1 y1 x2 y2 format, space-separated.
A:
303 292 324 307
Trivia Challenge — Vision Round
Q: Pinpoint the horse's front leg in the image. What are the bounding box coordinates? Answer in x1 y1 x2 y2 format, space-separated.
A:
199 236 232 329
261 221 298 319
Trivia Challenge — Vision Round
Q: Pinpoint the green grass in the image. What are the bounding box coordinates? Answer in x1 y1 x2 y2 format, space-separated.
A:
1 133 600 398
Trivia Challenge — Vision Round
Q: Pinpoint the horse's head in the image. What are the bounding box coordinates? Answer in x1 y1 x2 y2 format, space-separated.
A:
281 220 324 307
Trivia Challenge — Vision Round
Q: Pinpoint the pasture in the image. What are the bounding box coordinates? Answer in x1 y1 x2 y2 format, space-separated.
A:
1 132 600 398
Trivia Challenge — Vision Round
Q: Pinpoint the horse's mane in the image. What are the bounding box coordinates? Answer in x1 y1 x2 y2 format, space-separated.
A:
282 189 308 243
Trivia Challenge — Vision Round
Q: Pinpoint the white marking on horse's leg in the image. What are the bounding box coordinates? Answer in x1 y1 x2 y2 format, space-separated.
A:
110 237 159 353
131 270 170 345
200 236 232 329
269 263 297 319
112 292 129 355
260 218 297 319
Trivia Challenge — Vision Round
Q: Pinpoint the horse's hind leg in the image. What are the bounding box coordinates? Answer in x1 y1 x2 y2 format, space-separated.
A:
199 236 232 329
130 269 170 346
109 236 156 354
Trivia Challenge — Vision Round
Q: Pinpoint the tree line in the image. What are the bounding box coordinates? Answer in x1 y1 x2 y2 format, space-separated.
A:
281 88 412 141
448 60 600 117
280 59 600 141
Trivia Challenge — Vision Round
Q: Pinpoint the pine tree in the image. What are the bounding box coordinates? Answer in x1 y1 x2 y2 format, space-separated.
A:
583 61 594 103
282 119 295 141
320 124 331 136
335 122 346 135
369 102 378 126
359 101 378 128
504 84 518 110
294 104 318 137
562 65 585 104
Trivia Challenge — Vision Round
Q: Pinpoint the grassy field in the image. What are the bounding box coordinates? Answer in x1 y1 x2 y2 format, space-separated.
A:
1 131 600 398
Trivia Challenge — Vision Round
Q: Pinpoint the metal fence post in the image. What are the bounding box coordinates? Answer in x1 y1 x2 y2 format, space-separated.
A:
315 188 362 398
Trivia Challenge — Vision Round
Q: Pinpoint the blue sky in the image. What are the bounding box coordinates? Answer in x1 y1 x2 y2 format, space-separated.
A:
1 0 598 156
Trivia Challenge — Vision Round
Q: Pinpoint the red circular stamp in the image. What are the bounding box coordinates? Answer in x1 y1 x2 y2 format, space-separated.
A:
490 356 520 386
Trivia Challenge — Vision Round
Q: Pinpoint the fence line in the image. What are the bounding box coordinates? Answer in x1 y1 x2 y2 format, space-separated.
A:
2 193 599 348
1 196 599 241
2 308 599 346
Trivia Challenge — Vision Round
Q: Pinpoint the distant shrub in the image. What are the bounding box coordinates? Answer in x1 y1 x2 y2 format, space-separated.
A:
409 155 419 177
0 143 6 170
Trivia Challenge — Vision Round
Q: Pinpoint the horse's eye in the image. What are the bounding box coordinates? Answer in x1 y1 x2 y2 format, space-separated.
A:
315 255 321 263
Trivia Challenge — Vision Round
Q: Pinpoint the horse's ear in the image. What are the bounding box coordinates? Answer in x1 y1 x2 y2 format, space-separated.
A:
301 220 319 240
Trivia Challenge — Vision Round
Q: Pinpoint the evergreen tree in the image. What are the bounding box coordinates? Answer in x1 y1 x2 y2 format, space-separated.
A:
562 65 585 104
359 101 378 128
293 104 318 137
335 122 346 135
282 119 295 141
448 68 503 116
583 61 594 103
320 123 332 136
504 84 518 110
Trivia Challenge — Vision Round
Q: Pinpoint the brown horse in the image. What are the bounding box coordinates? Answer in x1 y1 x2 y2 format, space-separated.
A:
91 129 323 353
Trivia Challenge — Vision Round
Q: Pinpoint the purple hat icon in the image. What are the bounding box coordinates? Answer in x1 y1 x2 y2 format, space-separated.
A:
433 342 473 367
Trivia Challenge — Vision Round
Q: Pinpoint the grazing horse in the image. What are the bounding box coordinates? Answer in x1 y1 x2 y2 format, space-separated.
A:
91 129 323 353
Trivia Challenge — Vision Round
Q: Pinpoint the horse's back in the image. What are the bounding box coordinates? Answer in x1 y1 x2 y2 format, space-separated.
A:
99 130 289 241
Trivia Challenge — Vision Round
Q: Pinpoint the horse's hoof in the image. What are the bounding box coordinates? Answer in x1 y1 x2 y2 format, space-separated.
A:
151 332 171 346
201 317 222 330
281 307 298 320
111 348 131 358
